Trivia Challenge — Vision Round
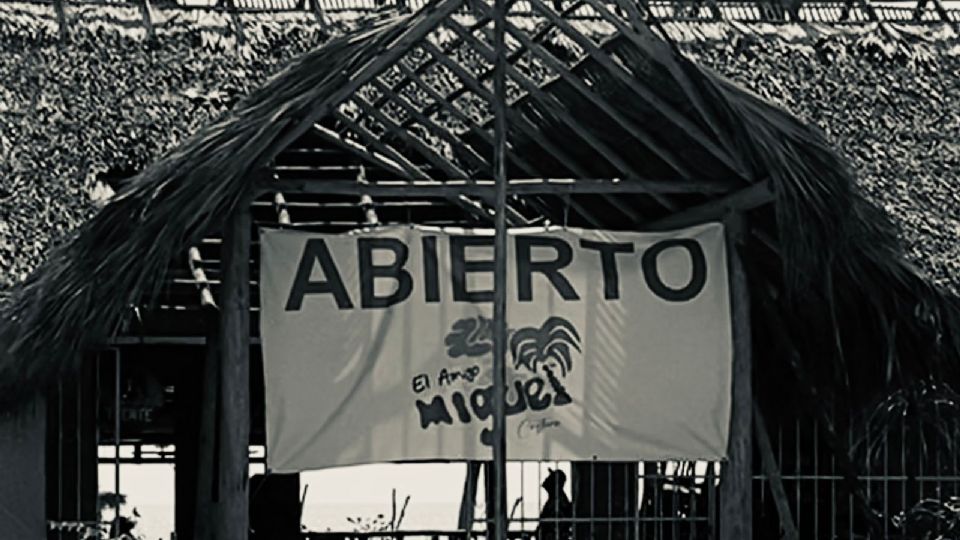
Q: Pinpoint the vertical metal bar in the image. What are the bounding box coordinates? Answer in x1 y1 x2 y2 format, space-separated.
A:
689 463 696 540
670 462 677 540
607 464 613 540
591 461 596 540
705 461 717 540
491 0 509 534
76 369 82 528
795 419 800 534
624 463 640 540
848 428 854 537
95 352 101 540
902 413 907 538
813 416 819 540
883 430 889 538
114 349 121 536
830 419 836 540
57 380 63 540
519 462 525 533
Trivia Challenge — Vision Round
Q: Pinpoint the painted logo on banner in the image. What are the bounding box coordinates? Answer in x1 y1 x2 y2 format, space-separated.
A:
413 316 577 445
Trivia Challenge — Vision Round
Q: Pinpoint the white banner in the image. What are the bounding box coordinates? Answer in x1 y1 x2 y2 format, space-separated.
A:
260 224 732 472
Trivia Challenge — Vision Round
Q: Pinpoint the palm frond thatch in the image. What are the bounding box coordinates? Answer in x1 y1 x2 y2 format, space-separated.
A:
0 9 430 408
0 0 956 438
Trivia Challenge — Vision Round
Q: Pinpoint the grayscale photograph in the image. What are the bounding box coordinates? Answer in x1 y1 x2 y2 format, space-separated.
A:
0 0 956 538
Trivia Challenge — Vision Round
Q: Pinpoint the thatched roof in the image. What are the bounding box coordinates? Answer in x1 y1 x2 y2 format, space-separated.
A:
1 5 957 294
0 0 958 441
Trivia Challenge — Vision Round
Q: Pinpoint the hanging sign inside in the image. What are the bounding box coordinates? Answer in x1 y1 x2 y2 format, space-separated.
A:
259 224 732 472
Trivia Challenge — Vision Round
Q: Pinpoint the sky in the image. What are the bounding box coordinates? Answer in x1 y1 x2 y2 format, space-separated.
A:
97 451 573 539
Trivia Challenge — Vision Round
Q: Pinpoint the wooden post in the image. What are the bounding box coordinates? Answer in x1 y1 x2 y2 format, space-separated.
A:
228 0 246 49
308 0 329 30
491 0 509 537
719 213 752 540
193 315 221 540
217 198 251 539
456 462 481 532
138 0 157 43
53 0 68 43
195 200 251 540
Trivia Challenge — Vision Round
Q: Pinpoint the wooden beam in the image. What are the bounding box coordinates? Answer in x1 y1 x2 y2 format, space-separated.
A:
530 0 749 180
408 0 586 133
419 40 597 179
368 78 491 173
491 0 509 536
469 0 697 183
348 95 472 179
446 19 649 184
207 197 251 539
330 111 428 180
260 177 735 196
139 0 156 43
309 123 413 180
53 0 68 43
719 213 752 540
1 397 45 539
188 247 217 309
645 180 774 230
392 62 540 177
258 0 466 170
369 3 508 112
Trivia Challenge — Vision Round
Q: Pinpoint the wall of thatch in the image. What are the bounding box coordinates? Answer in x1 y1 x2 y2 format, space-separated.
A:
0 4 957 296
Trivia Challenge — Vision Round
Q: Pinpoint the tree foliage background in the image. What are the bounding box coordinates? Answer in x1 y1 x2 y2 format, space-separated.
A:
0 4 957 297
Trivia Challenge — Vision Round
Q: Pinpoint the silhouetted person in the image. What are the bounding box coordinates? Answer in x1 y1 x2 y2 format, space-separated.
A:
536 469 573 540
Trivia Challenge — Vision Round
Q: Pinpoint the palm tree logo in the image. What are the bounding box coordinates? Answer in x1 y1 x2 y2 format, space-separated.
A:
509 316 581 378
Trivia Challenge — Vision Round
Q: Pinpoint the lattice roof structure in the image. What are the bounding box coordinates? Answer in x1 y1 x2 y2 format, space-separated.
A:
1 0 958 438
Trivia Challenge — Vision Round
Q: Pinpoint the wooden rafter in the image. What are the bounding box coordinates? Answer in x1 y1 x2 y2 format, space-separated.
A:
469 0 697 182
419 39 597 178
260 0 465 168
406 0 588 131
348 94 471 179
331 110 430 179
446 19 644 177
368 2 515 112
646 180 775 230
368 78 492 173
309 123 413 179
528 0 749 180
393 61 541 177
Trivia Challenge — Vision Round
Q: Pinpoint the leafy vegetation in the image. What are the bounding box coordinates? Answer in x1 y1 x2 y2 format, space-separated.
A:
0 3 333 289
0 4 957 301
675 22 960 295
